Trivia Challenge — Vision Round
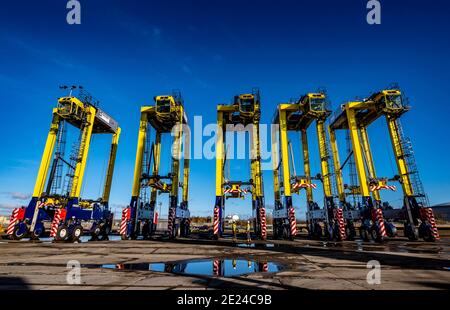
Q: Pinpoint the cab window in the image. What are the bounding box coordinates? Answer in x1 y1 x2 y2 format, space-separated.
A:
386 95 402 109
310 98 325 112
156 100 171 113
240 99 255 113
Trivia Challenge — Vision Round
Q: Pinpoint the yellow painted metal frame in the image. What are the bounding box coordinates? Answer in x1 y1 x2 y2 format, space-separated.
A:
130 95 190 217
32 97 121 203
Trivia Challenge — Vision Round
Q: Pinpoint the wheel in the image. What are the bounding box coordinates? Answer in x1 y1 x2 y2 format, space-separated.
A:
280 225 287 240
30 222 45 240
370 225 384 243
11 223 27 240
313 223 322 239
359 227 369 241
90 225 101 241
100 223 111 240
333 222 343 241
71 225 83 242
274 221 283 240
385 221 397 237
185 221 190 237
370 227 378 241
142 222 150 240
96 223 110 241
405 223 418 241
345 224 356 241
54 225 69 242
419 223 435 242
326 224 334 240
180 220 189 237
30 228 42 240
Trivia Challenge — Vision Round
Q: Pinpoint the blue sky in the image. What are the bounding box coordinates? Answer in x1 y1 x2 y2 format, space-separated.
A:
0 0 449 219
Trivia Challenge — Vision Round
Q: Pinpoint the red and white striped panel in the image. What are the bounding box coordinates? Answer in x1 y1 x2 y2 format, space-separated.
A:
119 208 131 235
167 207 175 236
224 188 248 194
153 211 159 225
213 207 220 236
288 207 297 237
426 208 440 240
370 185 396 192
50 209 67 237
213 259 220 276
335 208 346 240
261 262 268 272
375 208 387 237
259 208 267 240
6 208 21 235
292 183 317 190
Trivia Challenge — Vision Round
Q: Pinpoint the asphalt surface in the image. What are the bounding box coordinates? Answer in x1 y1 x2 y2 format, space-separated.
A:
0 235 449 290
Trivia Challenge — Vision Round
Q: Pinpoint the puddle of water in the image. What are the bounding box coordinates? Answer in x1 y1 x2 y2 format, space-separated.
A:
315 239 445 255
101 258 285 277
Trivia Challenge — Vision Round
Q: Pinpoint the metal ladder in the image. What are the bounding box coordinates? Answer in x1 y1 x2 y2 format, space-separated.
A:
345 130 359 208
50 121 67 195
62 130 81 196
323 120 338 201
395 119 430 207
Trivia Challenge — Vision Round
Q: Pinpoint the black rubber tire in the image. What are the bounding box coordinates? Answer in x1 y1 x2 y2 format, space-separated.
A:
313 223 323 239
30 228 42 241
142 222 150 240
385 221 397 237
71 225 83 242
11 224 27 240
282 225 290 240
422 225 435 242
359 227 369 241
100 224 111 241
333 223 342 241
370 226 384 243
55 225 69 242
405 224 418 241
346 224 356 241
90 225 101 241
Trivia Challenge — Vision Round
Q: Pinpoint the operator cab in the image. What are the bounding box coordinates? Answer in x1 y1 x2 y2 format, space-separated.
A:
57 97 85 119
383 90 403 110
155 96 175 114
300 93 327 113
238 94 256 115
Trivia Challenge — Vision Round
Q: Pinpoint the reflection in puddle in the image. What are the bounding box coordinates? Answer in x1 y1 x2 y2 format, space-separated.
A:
316 239 444 255
102 258 285 277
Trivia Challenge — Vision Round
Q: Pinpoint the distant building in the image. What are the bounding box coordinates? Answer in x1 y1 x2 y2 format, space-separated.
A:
432 202 450 222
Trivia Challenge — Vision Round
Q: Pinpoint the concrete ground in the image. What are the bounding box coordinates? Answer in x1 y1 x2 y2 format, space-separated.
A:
0 236 449 290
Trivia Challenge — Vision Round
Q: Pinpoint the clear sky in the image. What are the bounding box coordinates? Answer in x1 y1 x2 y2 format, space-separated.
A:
0 0 449 220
